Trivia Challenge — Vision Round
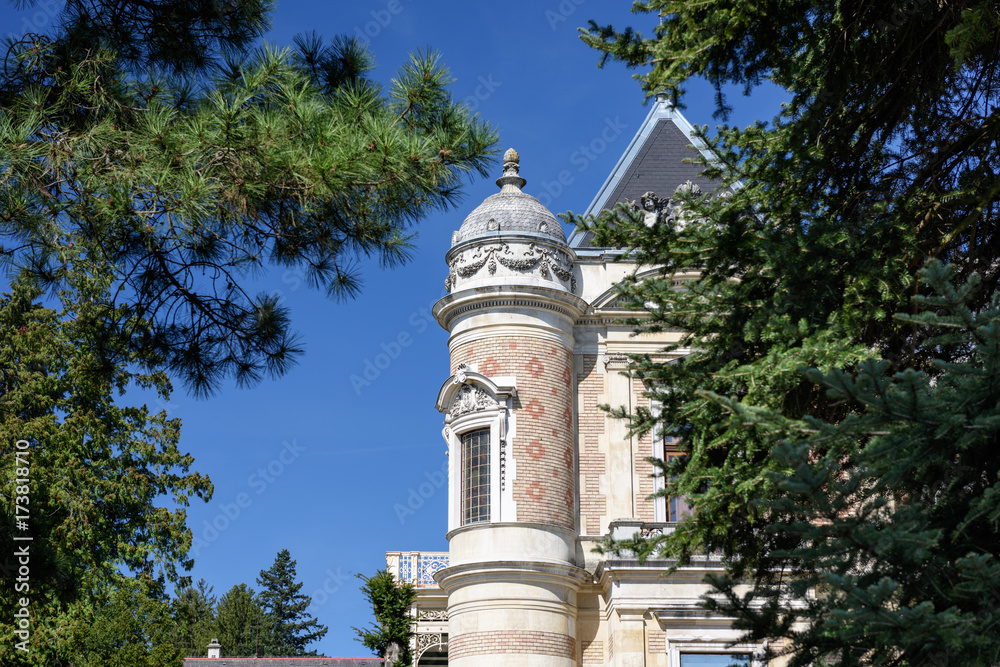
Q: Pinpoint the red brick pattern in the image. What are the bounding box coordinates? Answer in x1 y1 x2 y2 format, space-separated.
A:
449 630 576 660
582 640 605 664
577 354 606 535
452 336 575 529
648 631 666 654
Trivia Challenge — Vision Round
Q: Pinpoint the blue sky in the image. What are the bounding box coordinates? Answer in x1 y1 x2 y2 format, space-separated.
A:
1 0 786 658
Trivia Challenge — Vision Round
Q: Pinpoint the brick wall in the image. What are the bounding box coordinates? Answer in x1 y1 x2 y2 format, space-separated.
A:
582 639 605 664
576 354 606 535
452 336 575 530
449 630 576 660
634 377 657 521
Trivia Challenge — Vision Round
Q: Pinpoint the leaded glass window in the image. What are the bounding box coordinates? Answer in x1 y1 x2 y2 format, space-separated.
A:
462 428 490 524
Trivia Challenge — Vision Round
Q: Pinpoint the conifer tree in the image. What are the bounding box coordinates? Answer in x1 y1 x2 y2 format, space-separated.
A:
66 576 183 667
0 0 498 395
256 548 327 656
703 261 1000 666
171 579 218 657
573 2 1000 664
354 569 416 667
0 277 211 666
213 583 270 658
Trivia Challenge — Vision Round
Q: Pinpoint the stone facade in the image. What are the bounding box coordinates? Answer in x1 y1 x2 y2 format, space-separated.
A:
390 98 774 667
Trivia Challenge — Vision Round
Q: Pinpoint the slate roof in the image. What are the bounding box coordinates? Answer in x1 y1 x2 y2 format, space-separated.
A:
453 150 566 249
454 190 565 246
568 95 720 250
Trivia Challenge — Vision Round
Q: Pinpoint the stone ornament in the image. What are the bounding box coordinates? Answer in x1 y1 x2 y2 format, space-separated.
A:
449 384 498 417
445 242 576 292
417 609 449 621
628 180 703 230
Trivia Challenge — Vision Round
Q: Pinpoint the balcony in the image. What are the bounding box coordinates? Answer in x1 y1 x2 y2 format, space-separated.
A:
386 551 449 587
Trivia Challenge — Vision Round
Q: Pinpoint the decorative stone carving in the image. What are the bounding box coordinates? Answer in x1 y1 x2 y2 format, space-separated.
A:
417 609 449 621
627 180 703 230
444 242 575 292
603 353 630 371
449 384 498 417
640 526 665 538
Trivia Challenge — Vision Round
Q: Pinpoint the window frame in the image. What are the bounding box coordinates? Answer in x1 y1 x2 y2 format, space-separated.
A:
460 426 491 525
651 399 691 524
437 369 517 533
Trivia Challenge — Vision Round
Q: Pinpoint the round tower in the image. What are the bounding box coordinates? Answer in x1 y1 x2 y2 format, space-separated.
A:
434 149 589 666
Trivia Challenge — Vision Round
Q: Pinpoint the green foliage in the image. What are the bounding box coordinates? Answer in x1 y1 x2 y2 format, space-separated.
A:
256 548 327 656
65 576 183 667
0 1 498 396
170 578 218 657
0 277 212 666
578 1 1000 664
213 583 270 658
705 262 1000 666
353 569 416 667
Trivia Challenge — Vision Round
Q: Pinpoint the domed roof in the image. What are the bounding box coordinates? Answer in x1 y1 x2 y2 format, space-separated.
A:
452 148 566 246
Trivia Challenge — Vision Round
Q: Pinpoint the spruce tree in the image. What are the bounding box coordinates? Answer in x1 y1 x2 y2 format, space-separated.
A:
573 2 1000 664
704 262 1000 666
213 583 269 658
256 549 327 656
171 579 217 657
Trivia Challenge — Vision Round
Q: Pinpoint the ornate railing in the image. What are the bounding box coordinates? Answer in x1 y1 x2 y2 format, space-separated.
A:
386 551 449 587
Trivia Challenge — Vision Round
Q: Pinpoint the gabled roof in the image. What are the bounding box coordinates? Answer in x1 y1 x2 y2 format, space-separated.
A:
568 95 719 250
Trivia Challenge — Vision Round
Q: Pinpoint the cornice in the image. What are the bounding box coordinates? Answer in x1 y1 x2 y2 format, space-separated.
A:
434 284 590 331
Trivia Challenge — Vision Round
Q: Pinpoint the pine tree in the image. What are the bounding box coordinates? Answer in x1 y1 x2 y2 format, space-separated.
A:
213 583 270 658
171 579 218 657
573 2 1000 664
256 549 327 656
0 1 498 396
353 569 416 667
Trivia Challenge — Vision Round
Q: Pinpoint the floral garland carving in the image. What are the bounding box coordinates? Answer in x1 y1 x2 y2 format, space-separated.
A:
449 384 498 417
444 242 576 292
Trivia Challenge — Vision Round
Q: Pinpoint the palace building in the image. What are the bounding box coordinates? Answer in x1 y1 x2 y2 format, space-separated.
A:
387 95 765 667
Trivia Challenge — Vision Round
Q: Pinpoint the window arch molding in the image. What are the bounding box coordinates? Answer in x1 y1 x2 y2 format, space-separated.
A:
436 366 517 531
